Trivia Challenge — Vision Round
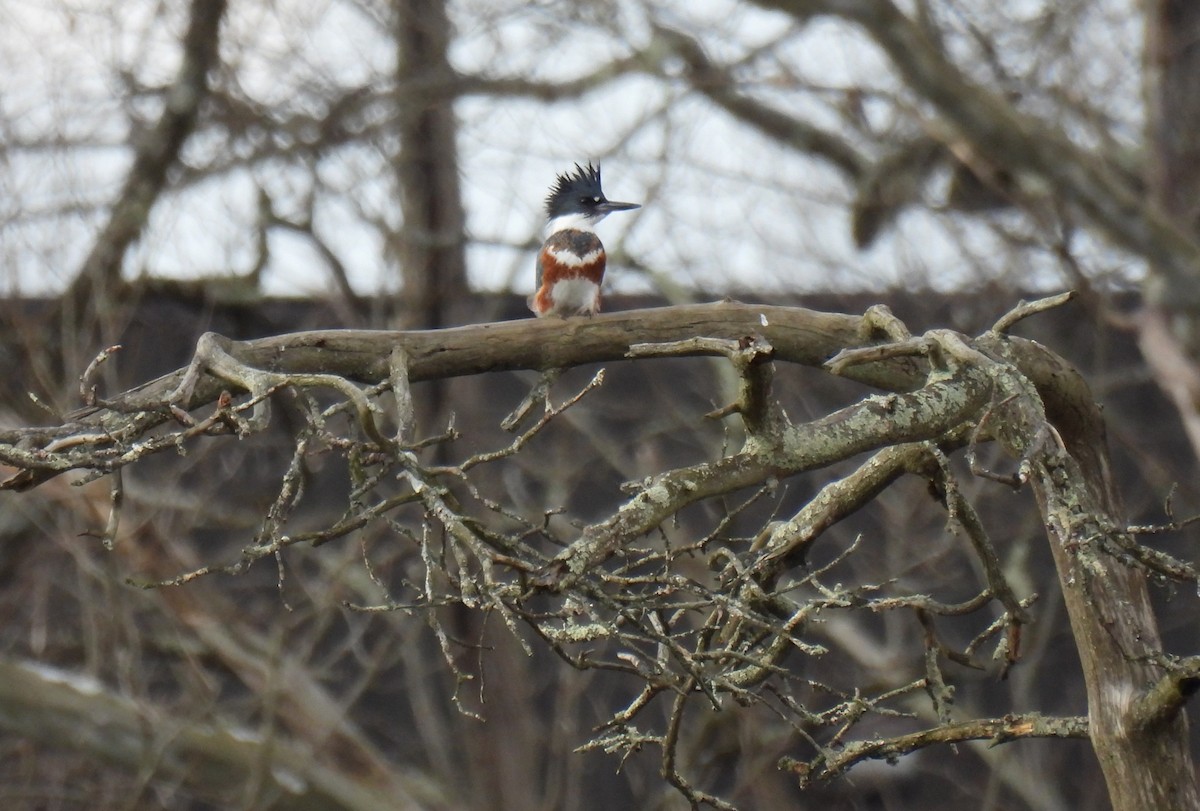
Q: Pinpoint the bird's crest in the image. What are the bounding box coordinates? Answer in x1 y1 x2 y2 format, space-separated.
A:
545 162 603 216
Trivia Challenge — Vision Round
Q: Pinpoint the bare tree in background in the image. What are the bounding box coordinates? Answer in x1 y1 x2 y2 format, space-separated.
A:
391 0 468 331
3 2 1200 811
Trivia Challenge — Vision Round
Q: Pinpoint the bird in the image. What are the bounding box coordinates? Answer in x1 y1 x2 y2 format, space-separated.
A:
528 162 640 317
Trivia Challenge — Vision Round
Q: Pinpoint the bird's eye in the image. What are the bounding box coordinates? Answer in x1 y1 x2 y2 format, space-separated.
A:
592 196 602 203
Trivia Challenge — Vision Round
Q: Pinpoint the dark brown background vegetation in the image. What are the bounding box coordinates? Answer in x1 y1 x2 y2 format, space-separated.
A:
0 287 1194 811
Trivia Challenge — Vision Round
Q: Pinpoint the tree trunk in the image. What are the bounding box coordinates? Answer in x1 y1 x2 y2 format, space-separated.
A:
391 0 468 331
1140 0 1200 457
983 334 1200 810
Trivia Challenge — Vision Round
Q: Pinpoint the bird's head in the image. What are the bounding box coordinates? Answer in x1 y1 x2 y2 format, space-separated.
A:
545 162 640 225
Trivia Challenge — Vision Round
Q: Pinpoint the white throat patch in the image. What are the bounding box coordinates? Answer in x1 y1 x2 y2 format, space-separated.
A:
546 212 601 237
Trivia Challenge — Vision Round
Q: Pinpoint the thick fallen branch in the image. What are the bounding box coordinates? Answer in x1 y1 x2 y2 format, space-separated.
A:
0 657 442 811
2 301 1097 492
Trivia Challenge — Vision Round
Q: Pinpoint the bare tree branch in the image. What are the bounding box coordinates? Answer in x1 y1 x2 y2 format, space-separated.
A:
754 0 1200 310
785 713 1089 786
65 0 228 314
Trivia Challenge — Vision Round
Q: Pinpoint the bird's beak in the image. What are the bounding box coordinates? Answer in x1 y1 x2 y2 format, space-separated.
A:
598 200 641 214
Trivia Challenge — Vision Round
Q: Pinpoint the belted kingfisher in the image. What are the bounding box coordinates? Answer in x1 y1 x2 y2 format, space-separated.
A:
528 162 640 317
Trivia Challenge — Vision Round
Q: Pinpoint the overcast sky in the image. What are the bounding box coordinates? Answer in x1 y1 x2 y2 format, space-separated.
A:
0 0 1143 300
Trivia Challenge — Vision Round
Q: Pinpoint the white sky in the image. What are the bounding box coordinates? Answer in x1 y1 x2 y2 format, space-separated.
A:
0 0 1145 300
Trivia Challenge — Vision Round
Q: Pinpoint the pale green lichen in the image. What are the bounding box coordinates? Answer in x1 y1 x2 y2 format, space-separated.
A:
541 623 614 643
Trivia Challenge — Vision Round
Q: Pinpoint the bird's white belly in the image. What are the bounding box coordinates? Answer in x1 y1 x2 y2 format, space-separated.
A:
547 277 600 315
